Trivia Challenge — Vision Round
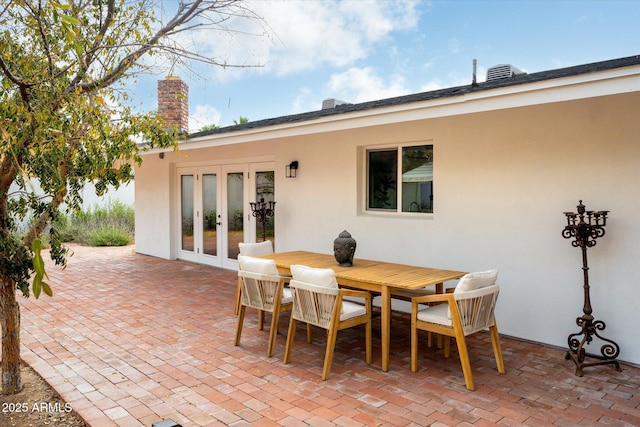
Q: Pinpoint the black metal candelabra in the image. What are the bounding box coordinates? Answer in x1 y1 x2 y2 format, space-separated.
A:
562 200 621 376
249 196 275 242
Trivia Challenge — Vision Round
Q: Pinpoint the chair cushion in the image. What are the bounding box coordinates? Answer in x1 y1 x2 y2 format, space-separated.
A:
281 287 293 304
455 269 498 292
290 264 338 288
238 255 279 275
238 241 274 256
339 300 367 321
416 303 452 326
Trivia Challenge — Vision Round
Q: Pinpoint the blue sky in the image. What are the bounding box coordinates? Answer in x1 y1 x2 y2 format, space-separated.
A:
129 0 640 132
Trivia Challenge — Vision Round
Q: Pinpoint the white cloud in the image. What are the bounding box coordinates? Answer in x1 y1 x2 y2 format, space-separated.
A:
190 104 222 133
419 80 446 92
176 0 421 81
326 67 410 103
290 87 314 113
419 67 485 93
268 0 420 76
476 66 488 83
447 38 461 54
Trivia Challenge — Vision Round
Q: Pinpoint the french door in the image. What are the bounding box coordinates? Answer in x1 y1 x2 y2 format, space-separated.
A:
177 162 274 269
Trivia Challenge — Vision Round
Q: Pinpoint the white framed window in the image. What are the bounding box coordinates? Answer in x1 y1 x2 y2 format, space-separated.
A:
365 143 433 214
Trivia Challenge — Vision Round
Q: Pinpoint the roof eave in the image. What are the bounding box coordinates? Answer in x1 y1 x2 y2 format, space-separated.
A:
158 55 640 152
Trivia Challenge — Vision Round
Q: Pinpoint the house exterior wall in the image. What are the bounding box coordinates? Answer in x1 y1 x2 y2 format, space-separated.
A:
135 155 173 259
135 90 640 364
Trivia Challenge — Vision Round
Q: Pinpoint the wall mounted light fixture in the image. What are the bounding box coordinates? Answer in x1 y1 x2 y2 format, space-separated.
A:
286 161 299 178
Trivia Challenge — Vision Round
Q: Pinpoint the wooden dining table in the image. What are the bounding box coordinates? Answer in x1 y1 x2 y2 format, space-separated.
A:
258 250 466 372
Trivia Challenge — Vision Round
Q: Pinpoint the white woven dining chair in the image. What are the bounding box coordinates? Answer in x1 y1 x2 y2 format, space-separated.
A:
235 241 275 317
410 269 505 391
238 240 274 256
283 264 372 380
235 255 292 357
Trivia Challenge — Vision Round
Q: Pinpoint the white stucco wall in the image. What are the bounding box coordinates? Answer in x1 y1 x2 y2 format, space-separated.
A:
81 182 134 210
135 86 640 364
134 156 174 259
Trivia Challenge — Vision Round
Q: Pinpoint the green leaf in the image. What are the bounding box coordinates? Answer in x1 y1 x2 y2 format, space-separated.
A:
31 238 52 298
60 15 80 25
51 1 71 10
73 40 85 57
42 282 53 297
33 275 42 299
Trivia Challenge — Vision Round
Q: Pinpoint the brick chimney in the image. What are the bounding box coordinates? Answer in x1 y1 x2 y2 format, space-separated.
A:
158 76 189 134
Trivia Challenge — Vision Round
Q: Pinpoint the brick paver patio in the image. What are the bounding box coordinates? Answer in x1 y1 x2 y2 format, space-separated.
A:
13 244 640 426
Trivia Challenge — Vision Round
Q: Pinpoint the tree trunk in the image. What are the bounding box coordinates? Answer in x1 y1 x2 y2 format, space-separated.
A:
0 276 22 395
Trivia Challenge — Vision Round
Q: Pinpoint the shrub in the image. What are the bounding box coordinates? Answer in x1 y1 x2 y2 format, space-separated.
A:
87 225 131 246
53 201 134 246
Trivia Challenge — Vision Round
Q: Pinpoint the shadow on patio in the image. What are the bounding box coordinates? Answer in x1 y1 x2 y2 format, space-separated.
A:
18 244 640 426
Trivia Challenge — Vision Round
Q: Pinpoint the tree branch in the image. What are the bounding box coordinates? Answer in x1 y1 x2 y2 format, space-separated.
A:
70 0 116 88
78 0 255 92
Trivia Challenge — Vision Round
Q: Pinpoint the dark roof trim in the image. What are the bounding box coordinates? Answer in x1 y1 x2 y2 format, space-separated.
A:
190 55 640 138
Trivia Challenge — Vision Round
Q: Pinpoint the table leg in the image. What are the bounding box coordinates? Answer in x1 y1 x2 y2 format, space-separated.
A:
381 287 390 372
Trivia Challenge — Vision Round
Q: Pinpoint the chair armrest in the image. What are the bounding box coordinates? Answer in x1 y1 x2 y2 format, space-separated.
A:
411 292 454 305
339 289 372 302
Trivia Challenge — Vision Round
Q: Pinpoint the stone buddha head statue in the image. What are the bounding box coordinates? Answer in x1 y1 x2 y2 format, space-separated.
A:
333 230 356 267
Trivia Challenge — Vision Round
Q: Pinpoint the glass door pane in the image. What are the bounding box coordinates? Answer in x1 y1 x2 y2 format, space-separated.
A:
226 172 244 260
202 173 218 256
181 175 194 251
255 171 275 244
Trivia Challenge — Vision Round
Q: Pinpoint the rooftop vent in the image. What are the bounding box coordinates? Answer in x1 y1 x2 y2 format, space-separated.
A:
486 64 526 81
322 98 350 110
